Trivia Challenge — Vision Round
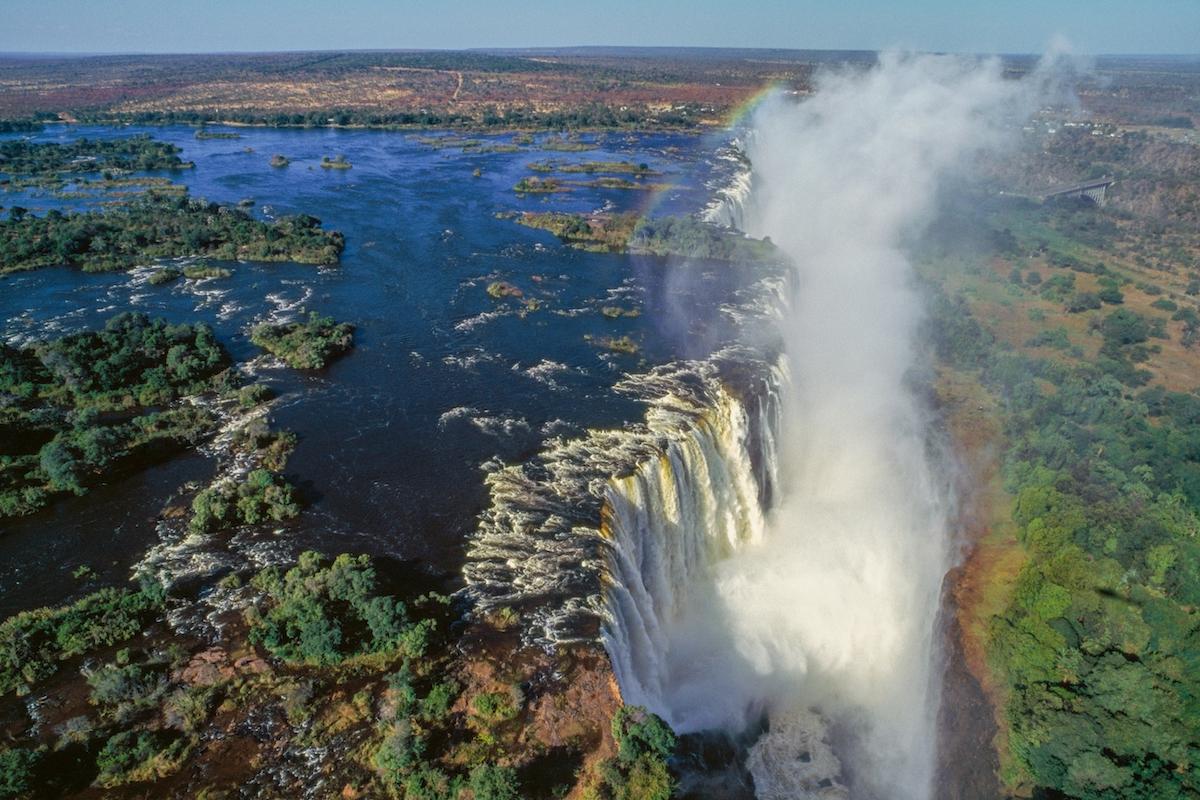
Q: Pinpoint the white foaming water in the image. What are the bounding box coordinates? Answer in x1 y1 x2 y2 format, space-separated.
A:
603 52 1070 799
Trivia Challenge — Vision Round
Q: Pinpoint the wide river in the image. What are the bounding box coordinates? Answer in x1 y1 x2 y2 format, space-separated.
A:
0 124 752 615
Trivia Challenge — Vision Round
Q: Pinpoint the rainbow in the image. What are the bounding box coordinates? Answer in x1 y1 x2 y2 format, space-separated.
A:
720 82 784 130
621 82 779 237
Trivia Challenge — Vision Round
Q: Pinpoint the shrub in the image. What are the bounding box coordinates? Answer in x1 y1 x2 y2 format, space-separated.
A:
611 707 675 765
250 312 354 369
1065 292 1102 313
93 729 186 787
0 581 164 695
0 747 39 800
189 469 299 533
471 691 518 723
248 552 428 665
87 660 169 719
469 764 521 800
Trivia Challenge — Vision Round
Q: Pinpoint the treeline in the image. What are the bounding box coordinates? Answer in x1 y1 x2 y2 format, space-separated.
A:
0 119 46 133
0 313 233 518
71 102 704 131
1 193 344 274
0 134 193 179
928 288 1200 799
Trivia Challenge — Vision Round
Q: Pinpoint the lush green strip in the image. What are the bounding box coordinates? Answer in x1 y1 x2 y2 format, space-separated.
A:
929 287 1200 800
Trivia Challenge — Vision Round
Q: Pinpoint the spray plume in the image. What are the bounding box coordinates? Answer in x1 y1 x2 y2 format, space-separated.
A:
608 50 1073 800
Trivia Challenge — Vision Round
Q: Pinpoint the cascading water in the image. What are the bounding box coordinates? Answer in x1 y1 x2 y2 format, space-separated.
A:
602 363 784 724
599 52 1069 800
464 49 1069 800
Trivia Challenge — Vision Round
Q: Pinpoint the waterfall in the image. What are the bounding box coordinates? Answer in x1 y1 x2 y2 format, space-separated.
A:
602 364 783 722
463 348 786 648
599 52 1065 800
465 54 1064 800
703 138 756 231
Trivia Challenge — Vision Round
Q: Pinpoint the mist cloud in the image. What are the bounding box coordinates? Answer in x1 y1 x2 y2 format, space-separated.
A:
643 51 1070 799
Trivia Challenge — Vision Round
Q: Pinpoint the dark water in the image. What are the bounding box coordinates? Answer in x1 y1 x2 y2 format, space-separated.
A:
0 124 750 615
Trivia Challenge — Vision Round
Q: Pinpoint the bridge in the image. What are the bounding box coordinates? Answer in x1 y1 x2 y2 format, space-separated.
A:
1041 176 1115 207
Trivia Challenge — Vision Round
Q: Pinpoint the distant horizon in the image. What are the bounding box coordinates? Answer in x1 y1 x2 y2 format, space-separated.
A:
6 1 1200 58
1 45 1198 59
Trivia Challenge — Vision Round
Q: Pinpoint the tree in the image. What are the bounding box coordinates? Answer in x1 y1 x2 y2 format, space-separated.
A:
469 764 520 800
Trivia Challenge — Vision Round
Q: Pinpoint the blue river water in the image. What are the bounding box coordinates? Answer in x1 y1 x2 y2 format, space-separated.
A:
0 124 750 615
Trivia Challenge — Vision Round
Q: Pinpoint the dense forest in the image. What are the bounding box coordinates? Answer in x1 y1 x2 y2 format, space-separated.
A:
0 135 193 182
1 194 344 274
923 195 1200 800
0 313 232 518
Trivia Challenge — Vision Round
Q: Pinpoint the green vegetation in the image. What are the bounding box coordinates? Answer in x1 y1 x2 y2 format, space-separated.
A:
581 177 649 190
0 548 468 798
588 335 639 355
486 281 523 299
586 706 676 800
0 312 229 518
247 552 434 666
94 728 190 787
188 468 300 533
0 747 40 799
231 419 295 470
0 579 165 695
923 197 1200 800
0 135 193 184
559 160 657 175
194 129 241 139
250 311 355 369
147 267 181 285
540 136 598 152
508 211 639 252
508 210 778 261
181 261 232 280
630 216 778 262
1 194 344 274
526 160 659 177
513 176 566 193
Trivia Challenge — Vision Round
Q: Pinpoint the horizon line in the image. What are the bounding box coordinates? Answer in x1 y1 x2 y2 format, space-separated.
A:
0 45 1197 59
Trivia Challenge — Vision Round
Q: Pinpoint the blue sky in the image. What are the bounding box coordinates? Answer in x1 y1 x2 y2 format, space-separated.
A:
2 0 1197 55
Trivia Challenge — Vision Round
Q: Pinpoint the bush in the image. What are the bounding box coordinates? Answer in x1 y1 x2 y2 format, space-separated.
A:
611 707 675 765
250 312 354 370
0 581 164 695
87 660 169 719
93 729 186 787
471 691 518 723
248 552 429 665
0 748 39 800
189 469 299 533
469 764 521 800
1065 292 1102 313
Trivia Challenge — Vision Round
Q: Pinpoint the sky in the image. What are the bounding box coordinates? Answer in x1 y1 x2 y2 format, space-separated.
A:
1 0 1197 56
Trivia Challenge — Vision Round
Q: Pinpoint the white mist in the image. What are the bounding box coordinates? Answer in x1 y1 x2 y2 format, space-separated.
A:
607 51 1070 800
